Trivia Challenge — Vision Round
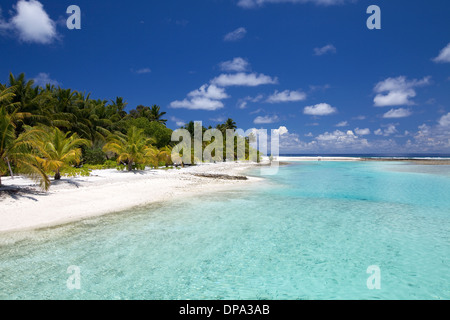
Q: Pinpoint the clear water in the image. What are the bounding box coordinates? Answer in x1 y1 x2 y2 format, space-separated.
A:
0 162 449 300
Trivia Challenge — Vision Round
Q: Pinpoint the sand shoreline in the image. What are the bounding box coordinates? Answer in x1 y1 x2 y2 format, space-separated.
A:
2 158 449 234
0 163 264 234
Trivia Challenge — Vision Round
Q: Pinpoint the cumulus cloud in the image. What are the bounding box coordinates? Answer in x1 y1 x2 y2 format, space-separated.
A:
170 97 225 111
313 44 336 56
219 57 250 72
237 0 349 9
254 115 279 124
188 84 229 100
211 73 278 87
407 121 450 152
278 114 450 153
273 126 289 136
373 76 431 107
2 0 58 44
374 124 397 137
266 90 306 103
432 43 450 63
170 84 229 111
383 108 412 119
354 128 371 136
304 103 337 116
438 112 450 127
314 130 370 149
224 27 247 41
33 72 59 87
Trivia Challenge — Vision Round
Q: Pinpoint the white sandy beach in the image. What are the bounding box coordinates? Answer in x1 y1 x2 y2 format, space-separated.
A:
0 163 263 233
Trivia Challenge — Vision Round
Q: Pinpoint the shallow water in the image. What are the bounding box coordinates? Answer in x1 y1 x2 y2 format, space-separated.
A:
0 162 449 299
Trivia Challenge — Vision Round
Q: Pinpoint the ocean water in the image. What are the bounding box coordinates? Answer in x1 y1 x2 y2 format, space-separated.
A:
0 161 449 300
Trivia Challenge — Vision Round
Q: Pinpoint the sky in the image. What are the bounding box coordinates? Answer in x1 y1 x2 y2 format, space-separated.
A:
0 0 449 154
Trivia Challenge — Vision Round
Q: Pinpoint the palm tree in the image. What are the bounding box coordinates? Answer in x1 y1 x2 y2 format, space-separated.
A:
103 126 157 171
149 105 167 125
0 107 50 190
155 146 172 167
108 97 128 121
33 127 91 180
217 118 237 133
224 118 237 130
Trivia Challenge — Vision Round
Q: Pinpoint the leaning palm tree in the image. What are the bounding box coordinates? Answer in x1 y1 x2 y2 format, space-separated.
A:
0 107 50 190
33 127 91 180
103 126 158 171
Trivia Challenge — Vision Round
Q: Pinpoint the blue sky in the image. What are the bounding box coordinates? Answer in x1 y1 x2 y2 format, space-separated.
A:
1 0 449 154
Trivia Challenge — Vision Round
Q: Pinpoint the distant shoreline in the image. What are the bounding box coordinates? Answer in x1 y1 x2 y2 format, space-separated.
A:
276 156 450 165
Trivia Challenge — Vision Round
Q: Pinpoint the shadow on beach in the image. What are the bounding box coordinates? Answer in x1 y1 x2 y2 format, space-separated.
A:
0 186 47 202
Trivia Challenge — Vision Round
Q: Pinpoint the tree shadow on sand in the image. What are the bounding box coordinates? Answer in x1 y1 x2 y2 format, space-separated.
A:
0 186 47 202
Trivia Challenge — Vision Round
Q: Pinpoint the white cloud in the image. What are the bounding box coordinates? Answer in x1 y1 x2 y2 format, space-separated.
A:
353 115 367 120
438 112 450 127
374 124 397 137
373 76 431 107
238 94 264 109
170 97 224 111
249 108 264 114
224 27 247 41
33 72 59 87
273 126 289 136
219 58 250 72
134 68 151 74
188 84 229 100
237 0 349 9
278 114 450 153
354 128 371 136
238 101 248 109
335 121 348 127
309 84 331 92
304 103 337 116
254 115 279 124
210 116 226 123
432 43 450 63
314 44 336 56
6 0 58 44
407 121 450 152
170 84 229 111
374 129 383 136
211 73 278 87
383 108 412 119
266 90 306 103
170 116 186 127
313 130 370 149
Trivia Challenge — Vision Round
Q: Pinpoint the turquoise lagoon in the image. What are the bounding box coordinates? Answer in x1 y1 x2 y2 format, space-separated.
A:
0 161 449 299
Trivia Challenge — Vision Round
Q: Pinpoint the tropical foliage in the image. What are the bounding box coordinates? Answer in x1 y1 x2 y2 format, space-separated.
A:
0 72 259 190
103 126 158 171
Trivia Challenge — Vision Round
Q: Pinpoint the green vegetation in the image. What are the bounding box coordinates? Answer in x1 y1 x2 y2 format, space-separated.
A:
0 72 260 191
103 126 158 171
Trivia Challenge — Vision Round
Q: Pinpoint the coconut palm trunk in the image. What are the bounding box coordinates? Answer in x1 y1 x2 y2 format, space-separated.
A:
6 157 14 179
